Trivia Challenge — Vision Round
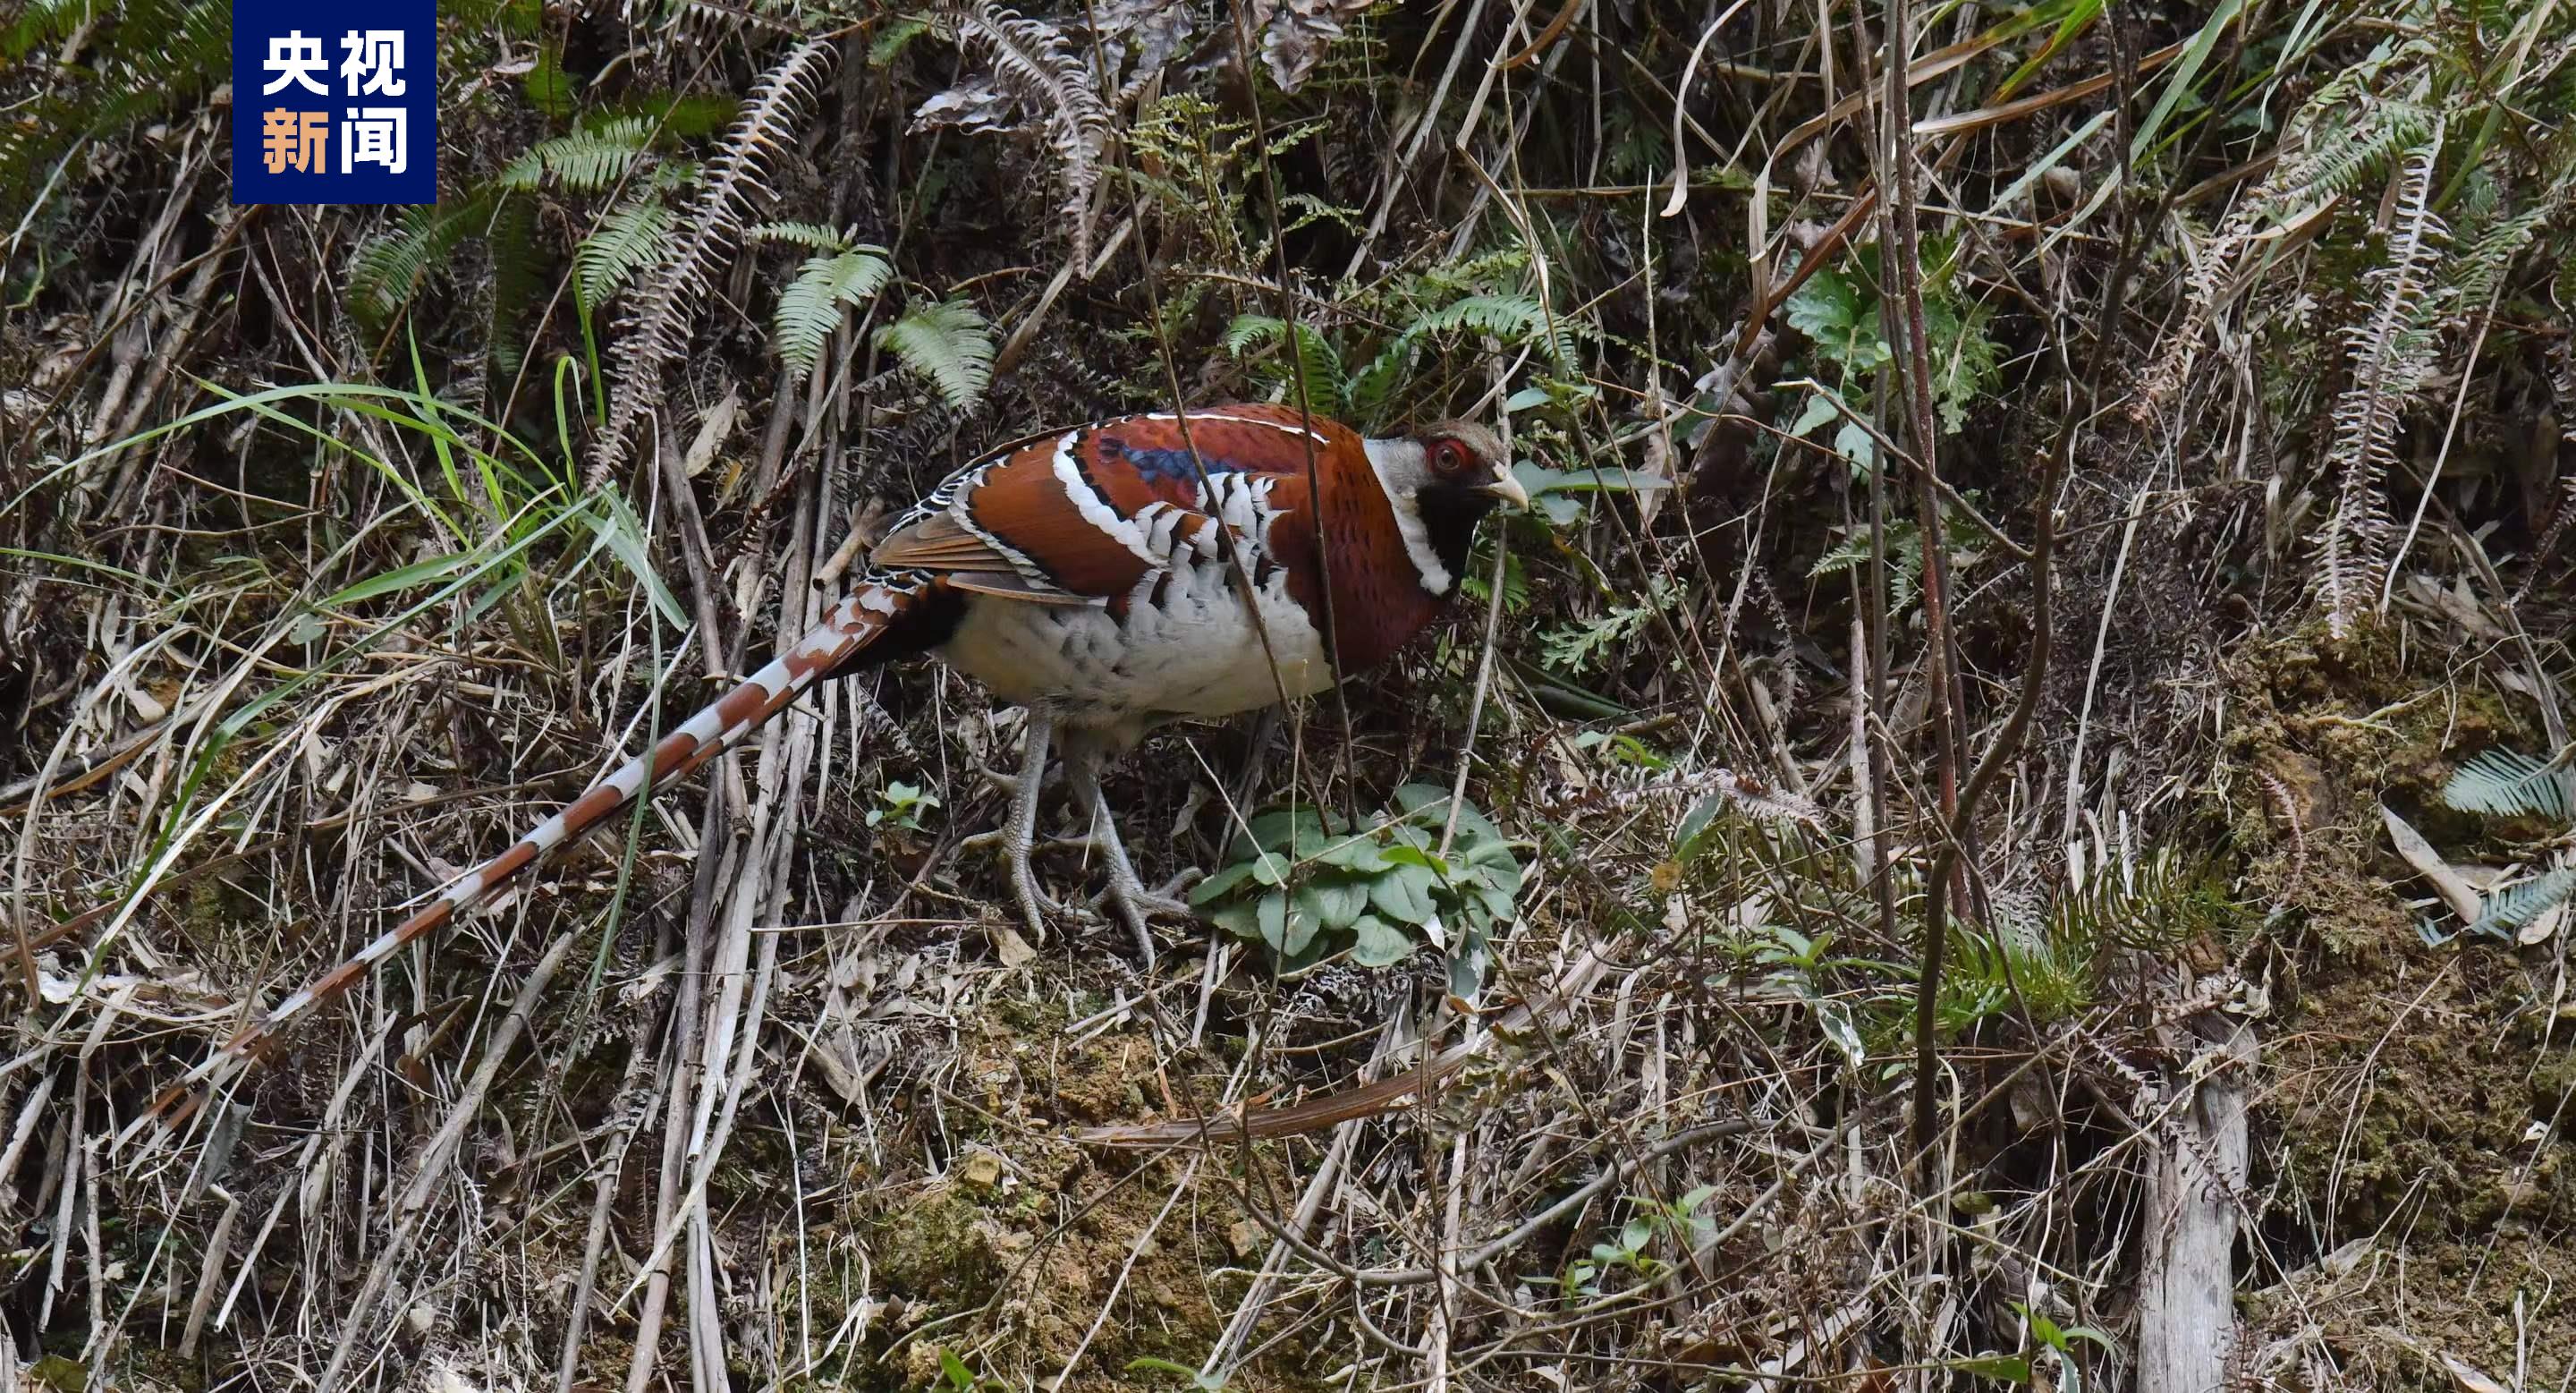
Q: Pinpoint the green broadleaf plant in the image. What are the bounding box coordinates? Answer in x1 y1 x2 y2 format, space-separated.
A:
1191 785 1523 998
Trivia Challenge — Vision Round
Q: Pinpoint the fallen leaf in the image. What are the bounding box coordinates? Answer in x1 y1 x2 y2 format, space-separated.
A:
2521 900 2567 947
2442 1354 2510 1393
2450 862 2510 889
681 386 740 478
1254 0 1373 92
2383 804 2482 923
1637 384 1674 527
988 920 1037 968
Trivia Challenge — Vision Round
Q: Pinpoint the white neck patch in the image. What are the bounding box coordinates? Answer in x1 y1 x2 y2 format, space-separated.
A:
1361 437 1453 596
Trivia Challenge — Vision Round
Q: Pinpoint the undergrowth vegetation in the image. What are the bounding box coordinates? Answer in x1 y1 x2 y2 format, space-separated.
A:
5 0 2576 1389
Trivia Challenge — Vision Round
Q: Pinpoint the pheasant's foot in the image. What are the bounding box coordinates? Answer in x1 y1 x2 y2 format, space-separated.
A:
1092 876 1199 923
1058 730 1190 968
957 828 1096 859
1092 866 1202 968
953 829 1064 932
1005 841 1056 942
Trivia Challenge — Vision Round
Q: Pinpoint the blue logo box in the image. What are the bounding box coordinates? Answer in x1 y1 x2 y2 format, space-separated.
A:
232 0 437 204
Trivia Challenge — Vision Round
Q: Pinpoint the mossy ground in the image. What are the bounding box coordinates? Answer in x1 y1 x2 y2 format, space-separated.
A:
2224 625 2576 1386
731 993 1331 1392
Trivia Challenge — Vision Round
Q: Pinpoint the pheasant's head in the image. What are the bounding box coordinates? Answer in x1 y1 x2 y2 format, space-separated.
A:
1362 420 1527 597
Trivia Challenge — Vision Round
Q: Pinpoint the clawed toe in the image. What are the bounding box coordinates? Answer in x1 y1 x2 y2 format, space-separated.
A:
951 719 1202 968
1007 858 1057 942
1093 869 1203 970
1092 880 1199 924
956 827 1085 858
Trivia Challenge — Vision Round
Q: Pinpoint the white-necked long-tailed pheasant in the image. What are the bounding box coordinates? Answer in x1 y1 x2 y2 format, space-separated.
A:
190 403 1522 1085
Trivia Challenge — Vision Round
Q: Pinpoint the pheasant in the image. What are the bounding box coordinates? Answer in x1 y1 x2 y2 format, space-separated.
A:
177 403 1523 1092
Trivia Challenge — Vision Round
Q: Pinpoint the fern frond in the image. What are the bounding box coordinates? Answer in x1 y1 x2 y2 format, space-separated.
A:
1416 249 1533 294
1810 524 1923 612
2438 747 2573 821
2268 89 2436 217
4 0 89 59
877 300 996 413
1411 293 1578 368
1223 314 1283 356
746 221 852 251
2312 126 2447 637
1333 287 1577 424
945 1 1113 260
1224 314 1349 416
1411 293 1545 339
2144 75 2438 417
2050 849 2241 955
773 249 894 381
2439 196 2553 316
2 0 228 205
2535 469 2576 583
593 38 835 486
575 198 673 313
2466 869 2576 939
351 200 487 324
497 116 658 192
872 14 936 66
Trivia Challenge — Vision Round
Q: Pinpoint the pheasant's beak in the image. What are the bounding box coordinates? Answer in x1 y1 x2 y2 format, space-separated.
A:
1479 465 1532 511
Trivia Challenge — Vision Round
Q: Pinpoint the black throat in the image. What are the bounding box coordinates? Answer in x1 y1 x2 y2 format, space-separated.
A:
1414 486 1499 591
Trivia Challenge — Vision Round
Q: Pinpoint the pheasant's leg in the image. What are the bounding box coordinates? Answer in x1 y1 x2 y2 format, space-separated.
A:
953 742 1057 845
1063 736 1191 967
1000 712 1055 940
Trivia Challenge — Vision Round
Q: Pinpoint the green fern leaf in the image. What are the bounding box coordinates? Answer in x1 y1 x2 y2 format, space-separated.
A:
773 248 894 381
1411 293 1579 369
497 115 657 192
575 199 672 313
1413 293 1539 339
877 300 996 413
1417 249 1530 294
1224 313 1285 355
1223 314 1348 416
746 221 852 251
350 200 485 323
2439 748 2572 821
6 0 90 61
869 15 932 66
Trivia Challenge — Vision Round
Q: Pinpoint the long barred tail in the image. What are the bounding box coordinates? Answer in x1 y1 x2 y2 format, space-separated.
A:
156 580 924 1117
